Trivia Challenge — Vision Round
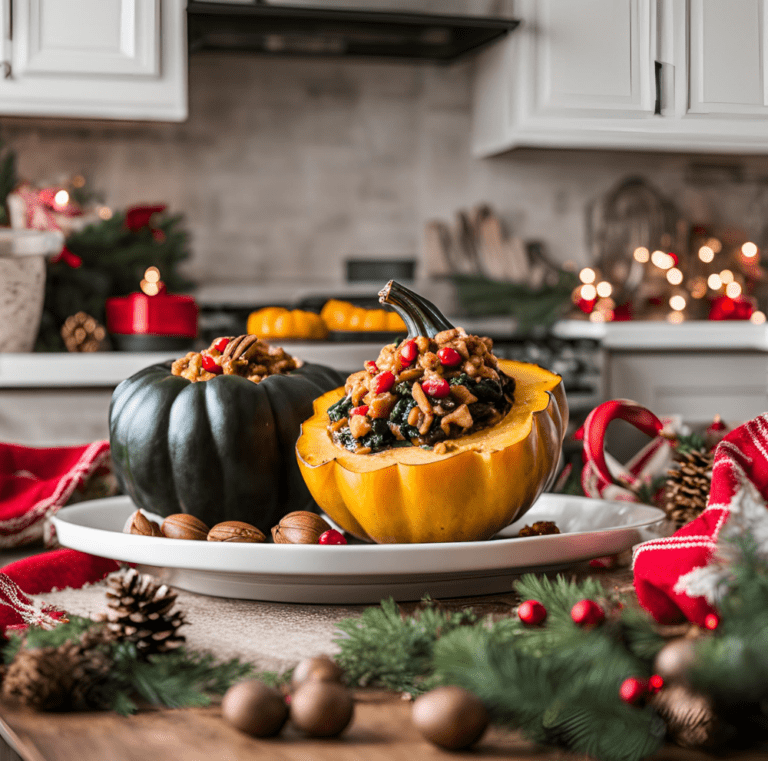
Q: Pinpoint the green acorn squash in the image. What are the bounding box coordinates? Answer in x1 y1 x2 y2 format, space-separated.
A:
296 281 568 543
109 352 343 533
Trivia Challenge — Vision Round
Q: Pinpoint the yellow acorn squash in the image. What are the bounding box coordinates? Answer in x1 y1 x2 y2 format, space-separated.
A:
296 282 568 544
247 307 328 340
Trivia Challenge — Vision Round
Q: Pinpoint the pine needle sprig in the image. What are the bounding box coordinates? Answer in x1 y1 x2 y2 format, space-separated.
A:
3 615 95 664
333 597 477 693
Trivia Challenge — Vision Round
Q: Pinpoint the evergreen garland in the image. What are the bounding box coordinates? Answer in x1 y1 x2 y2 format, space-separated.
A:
334 541 768 761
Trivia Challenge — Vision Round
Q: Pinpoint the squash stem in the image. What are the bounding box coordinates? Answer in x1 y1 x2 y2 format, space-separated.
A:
378 280 455 338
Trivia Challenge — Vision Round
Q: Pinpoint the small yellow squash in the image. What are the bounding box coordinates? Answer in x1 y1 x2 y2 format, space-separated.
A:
320 299 406 333
247 307 328 340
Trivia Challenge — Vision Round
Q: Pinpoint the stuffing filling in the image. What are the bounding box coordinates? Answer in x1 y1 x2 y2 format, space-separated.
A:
327 327 515 454
171 335 300 383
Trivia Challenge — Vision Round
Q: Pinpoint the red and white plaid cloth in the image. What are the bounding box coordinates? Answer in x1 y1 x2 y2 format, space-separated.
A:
633 413 768 625
0 440 111 548
0 440 120 636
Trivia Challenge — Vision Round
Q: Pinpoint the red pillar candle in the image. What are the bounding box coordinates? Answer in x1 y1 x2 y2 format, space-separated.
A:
106 287 197 338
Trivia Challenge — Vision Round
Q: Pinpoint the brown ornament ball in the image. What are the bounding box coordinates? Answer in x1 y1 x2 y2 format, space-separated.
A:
221 680 289 737
291 654 345 690
654 638 697 684
411 685 489 751
289 680 354 737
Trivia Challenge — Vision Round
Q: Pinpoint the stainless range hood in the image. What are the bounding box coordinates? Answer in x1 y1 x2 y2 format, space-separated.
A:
187 1 519 62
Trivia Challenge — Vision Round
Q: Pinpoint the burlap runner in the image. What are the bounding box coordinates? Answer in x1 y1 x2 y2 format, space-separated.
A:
36 579 363 672
33 563 633 673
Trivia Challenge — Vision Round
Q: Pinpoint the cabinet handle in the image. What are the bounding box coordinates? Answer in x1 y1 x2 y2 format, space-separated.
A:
2 61 11 79
654 61 661 115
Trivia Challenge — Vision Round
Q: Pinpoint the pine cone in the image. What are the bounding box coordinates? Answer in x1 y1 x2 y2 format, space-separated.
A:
94 568 185 656
650 684 722 749
663 448 714 529
2 646 78 711
60 311 108 352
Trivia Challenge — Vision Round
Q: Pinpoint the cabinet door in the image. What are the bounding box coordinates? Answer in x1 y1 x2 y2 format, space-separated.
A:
0 0 186 121
530 0 656 118
687 0 768 116
14 0 159 78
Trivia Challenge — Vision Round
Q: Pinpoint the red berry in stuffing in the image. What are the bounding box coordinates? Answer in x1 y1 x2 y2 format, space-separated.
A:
400 339 418 364
437 347 462 367
371 371 395 394
201 354 222 374
350 405 369 417
213 337 230 352
365 361 379 375
318 529 347 545
422 377 450 398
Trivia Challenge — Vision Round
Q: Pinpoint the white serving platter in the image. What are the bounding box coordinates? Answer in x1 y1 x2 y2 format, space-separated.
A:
53 494 667 604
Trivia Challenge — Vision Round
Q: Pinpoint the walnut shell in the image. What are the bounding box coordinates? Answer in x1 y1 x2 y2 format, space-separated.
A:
271 511 331 544
126 510 163 537
161 514 210 541
207 521 266 543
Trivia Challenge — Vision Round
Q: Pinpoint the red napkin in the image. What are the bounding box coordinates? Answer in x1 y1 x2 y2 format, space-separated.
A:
633 414 768 625
0 440 121 636
0 440 111 548
0 549 120 634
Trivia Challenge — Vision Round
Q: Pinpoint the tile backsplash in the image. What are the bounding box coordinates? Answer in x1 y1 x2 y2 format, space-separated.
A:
3 53 768 286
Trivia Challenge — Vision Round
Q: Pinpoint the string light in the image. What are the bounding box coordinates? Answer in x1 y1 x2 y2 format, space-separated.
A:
633 247 650 263
706 237 722 253
53 189 69 208
667 311 684 323
691 278 708 298
751 311 766 324
670 295 686 311
726 282 742 298
98 206 113 220
579 268 596 284
596 281 613 298
742 242 758 258
698 245 715 263
589 310 606 322
666 268 683 285
140 267 163 296
580 284 597 301
708 274 723 290
720 269 735 284
144 266 161 284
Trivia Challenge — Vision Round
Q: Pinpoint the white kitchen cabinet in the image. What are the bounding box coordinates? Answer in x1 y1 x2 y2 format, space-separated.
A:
0 0 186 121
472 0 768 155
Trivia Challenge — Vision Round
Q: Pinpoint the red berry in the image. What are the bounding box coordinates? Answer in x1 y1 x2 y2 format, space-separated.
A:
437 347 462 367
350 405 369 417
213 337 229 352
619 677 648 705
400 339 418 362
648 674 664 694
704 613 720 630
517 600 547 626
365 360 379 376
421 377 450 399
201 354 222 374
318 529 347 545
371 371 395 395
570 599 605 627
